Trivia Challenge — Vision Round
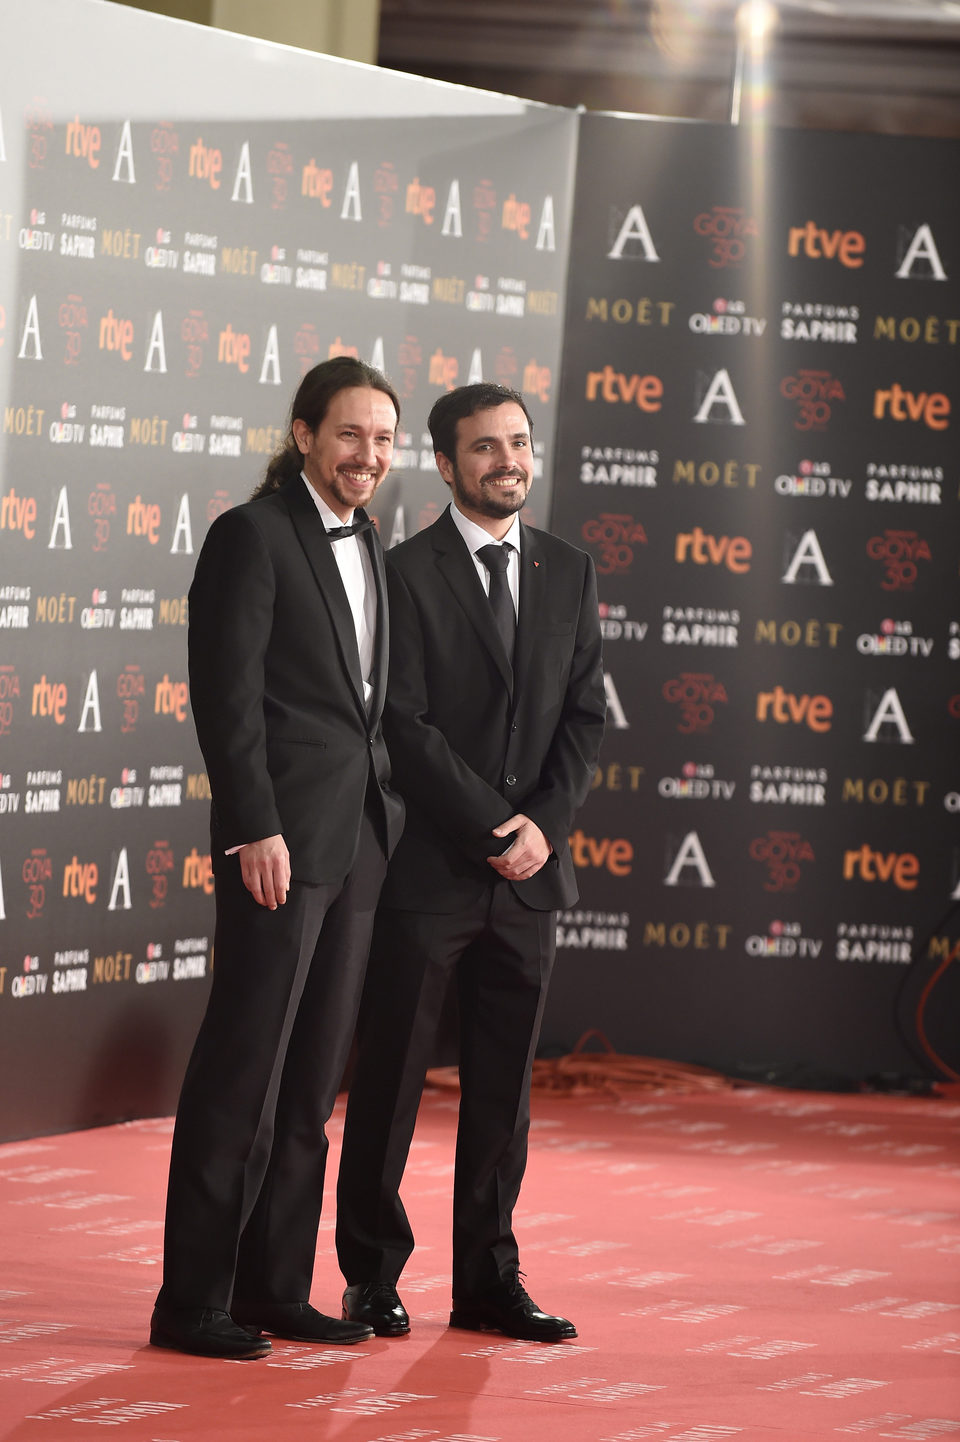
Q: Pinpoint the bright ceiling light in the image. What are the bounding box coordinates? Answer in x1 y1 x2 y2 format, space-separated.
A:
736 0 779 43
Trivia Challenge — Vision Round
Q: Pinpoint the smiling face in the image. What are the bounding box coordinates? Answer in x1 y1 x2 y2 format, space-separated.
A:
436 402 533 538
293 385 397 521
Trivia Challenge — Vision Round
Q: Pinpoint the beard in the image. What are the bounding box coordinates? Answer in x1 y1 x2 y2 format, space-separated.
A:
328 466 382 511
450 460 530 519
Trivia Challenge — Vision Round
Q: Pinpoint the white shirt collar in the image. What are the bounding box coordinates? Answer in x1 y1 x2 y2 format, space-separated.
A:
301 471 355 531
448 501 522 556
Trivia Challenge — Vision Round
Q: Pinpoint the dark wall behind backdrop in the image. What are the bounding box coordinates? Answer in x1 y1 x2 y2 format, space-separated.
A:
1 0 957 1140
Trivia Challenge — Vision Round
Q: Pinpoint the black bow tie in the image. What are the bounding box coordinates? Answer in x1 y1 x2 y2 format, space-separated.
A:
325 516 374 541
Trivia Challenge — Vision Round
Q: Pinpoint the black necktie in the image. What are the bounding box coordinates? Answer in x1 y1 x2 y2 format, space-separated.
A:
477 542 516 661
325 515 374 541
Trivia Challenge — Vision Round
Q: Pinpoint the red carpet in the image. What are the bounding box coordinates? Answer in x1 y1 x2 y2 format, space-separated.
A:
1 1085 958 1441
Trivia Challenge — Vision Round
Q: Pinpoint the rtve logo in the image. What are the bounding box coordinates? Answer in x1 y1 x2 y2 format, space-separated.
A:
873 382 950 430
98 309 134 360
302 157 334 204
62 855 98 904
522 359 551 403
189 136 223 189
127 495 161 544
64 115 101 169
0 486 37 538
406 176 437 225
787 220 865 268
218 323 251 373
756 686 832 732
585 366 663 411
182 847 215 895
843 844 919 890
675 527 751 573
568 829 633 876
155 675 189 722
31 675 68 724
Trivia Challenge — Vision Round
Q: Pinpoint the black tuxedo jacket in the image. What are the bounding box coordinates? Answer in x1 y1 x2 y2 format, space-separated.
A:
187 475 404 883
379 506 605 913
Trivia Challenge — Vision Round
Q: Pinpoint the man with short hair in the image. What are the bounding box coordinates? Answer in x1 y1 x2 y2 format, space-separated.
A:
151 357 404 1360
337 382 605 1343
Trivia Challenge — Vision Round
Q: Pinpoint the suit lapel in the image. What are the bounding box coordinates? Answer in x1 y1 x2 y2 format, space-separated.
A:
282 477 367 716
432 508 514 696
514 521 543 691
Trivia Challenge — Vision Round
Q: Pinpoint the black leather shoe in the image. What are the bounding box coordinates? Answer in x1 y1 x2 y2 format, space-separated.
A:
149 1305 272 1359
231 1300 373 1345
342 1282 411 1337
450 1277 577 1343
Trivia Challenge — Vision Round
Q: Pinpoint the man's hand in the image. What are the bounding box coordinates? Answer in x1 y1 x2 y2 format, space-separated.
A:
486 814 552 881
239 834 290 909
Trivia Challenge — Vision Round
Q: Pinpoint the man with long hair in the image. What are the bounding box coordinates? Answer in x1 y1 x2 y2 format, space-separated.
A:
337 383 605 1344
151 357 404 1359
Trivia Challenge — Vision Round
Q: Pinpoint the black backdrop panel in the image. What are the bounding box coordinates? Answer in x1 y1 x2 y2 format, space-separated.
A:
545 113 960 1085
0 0 576 1140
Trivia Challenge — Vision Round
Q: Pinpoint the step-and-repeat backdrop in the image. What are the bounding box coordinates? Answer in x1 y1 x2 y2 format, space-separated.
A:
0 0 575 1138
1 4 957 1139
545 112 959 1089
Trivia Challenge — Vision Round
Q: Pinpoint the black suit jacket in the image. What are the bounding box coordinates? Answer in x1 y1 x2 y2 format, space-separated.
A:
188 476 404 883
379 506 605 913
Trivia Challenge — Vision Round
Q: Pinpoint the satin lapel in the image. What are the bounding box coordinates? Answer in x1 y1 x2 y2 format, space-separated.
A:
432 509 514 696
514 522 544 695
282 479 366 715
365 516 389 728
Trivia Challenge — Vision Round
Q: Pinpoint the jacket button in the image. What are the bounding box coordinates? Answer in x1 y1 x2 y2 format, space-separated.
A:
505 773 517 786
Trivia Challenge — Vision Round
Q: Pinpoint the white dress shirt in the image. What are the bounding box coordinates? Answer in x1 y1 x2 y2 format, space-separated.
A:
448 501 521 618
301 472 377 711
